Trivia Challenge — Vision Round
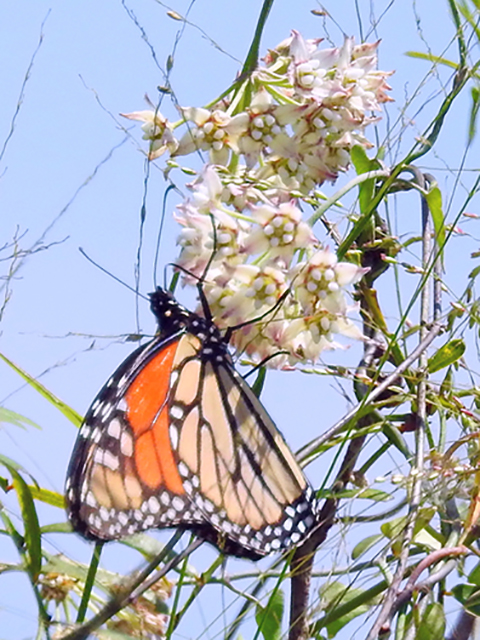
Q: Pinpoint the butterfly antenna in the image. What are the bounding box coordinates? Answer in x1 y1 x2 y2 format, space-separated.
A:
163 261 214 321
79 248 149 302
195 212 218 320
242 351 290 379
223 286 292 343
199 212 218 285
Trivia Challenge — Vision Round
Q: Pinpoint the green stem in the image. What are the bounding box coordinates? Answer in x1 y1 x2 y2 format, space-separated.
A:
308 170 390 227
238 0 275 81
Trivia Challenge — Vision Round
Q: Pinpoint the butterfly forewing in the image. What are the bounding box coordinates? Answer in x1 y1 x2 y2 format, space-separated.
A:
66 334 206 540
65 288 318 559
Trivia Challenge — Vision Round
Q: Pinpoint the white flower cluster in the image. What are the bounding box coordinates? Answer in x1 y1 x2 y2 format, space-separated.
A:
123 32 393 366
175 165 368 366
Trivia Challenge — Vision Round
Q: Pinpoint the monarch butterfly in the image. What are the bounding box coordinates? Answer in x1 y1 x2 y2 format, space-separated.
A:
65 287 318 559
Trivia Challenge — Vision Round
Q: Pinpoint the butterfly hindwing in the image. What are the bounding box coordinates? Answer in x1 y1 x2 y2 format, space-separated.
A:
174 347 317 556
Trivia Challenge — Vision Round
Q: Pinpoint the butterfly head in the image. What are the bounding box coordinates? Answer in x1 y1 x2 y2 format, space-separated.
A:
149 287 222 345
149 288 191 333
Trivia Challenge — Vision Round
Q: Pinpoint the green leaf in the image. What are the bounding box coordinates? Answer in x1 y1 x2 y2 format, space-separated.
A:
415 602 445 640
352 534 383 560
0 510 24 549
0 561 23 575
255 589 284 640
427 339 465 373
468 85 480 143
355 488 392 501
452 584 480 616
468 561 480 585
350 145 381 216
0 407 41 430
404 51 458 69
251 366 266 397
320 582 376 638
40 522 72 534
381 507 436 555
28 486 65 509
332 488 392 501
412 527 442 551
425 186 446 254
0 351 82 427
10 468 42 579
0 453 32 477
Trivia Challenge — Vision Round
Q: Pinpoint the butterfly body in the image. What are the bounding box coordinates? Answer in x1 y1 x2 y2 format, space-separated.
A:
66 288 318 559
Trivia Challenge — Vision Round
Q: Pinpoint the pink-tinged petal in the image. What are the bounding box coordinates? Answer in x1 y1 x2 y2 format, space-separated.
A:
289 30 311 63
121 110 158 122
227 112 250 133
175 130 202 156
335 263 369 287
181 106 211 126
337 37 354 69
209 146 230 166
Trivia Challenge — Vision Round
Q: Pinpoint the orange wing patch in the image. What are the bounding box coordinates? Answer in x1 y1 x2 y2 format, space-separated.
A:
125 340 184 495
125 341 177 434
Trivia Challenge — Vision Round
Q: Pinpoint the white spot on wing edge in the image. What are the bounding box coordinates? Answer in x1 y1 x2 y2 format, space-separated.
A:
107 418 122 439
148 496 160 514
170 425 179 449
172 496 184 511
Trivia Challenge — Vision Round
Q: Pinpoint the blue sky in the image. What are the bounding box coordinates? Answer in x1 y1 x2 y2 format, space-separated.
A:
0 1 478 638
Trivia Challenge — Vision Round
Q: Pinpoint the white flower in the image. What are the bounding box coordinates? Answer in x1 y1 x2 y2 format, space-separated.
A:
121 110 178 159
186 165 224 214
244 200 317 257
293 250 369 314
175 107 249 166
174 203 246 280
237 90 298 167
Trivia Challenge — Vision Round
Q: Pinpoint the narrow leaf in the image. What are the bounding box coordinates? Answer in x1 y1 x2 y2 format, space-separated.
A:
40 522 72 534
0 407 41 430
251 366 266 397
0 453 31 477
416 602 445 640
352 534 383 560
427 339 465 373
425 186 446 253
468 85 480 143
404 51 459 69
28 486 65 509
351 145 380 215
0 351 82 427
11 468 42 579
